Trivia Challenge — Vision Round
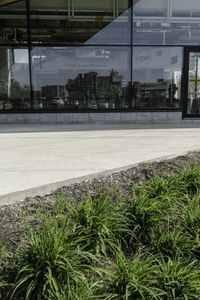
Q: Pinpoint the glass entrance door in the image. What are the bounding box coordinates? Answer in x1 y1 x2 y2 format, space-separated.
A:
186 50 200 116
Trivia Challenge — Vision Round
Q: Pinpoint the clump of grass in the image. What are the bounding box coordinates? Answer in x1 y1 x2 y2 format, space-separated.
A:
183 194 200 238
156 258 200 299
47 277 103 300
0 243 10 298
138 176 173 199
105 251 164 300
64 194 134 255
0 242 6 260
129 180 175 243
11 225 95 300
151 228 193 259
173 166 200 196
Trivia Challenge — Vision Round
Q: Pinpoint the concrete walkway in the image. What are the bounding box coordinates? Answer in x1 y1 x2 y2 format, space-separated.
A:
0 123 200 205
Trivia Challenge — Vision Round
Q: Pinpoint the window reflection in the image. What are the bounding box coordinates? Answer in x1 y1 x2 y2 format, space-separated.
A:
0 0 27 44
133 0 200 45
187 52 200 115
30 0 130 45
0 48 30 110
31 47 130 110
132 47 182 109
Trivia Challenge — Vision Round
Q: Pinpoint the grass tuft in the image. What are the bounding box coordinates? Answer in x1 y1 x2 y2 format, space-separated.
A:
105 251 164 300
64 194 134 255
11 226 95 299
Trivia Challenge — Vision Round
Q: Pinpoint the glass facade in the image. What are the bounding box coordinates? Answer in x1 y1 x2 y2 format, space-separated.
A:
1 0 200 115
31 47 130 109
132 47 182 109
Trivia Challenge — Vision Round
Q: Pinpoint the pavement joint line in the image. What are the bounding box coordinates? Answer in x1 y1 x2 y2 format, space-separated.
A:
1 149 200 207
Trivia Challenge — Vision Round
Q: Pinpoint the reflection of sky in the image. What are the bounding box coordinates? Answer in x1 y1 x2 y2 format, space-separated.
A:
14 49 28 64
86 7 131 45
12 49 29 86
189 55 200 78
31 48 129 89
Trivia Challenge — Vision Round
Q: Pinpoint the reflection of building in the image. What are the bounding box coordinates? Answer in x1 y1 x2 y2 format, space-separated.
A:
42 85 67 101
66 70 126 108
133 80 179 108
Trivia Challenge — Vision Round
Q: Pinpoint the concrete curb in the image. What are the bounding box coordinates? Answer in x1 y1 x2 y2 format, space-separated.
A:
0 150 198 207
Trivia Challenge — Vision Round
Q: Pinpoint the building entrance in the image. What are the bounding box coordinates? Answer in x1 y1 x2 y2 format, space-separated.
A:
183 48 200 117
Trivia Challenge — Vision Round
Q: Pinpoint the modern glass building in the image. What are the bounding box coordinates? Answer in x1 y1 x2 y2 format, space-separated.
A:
1 0 200 123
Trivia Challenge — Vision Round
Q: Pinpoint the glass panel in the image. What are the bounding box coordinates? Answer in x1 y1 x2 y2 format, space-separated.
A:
133 0 167 45
172 0 200 18
0 0 27 44
133 0 200 45
170 0 200 44
30 0 130 45
133 0 167 17
187 52 200 115
132 47 182 109
0 48 31 110
31 47 130 110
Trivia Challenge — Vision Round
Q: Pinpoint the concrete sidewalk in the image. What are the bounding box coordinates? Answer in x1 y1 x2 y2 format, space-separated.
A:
0 123 200 205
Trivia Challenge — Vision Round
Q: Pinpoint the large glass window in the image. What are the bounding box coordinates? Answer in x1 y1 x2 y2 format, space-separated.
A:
0 48 30 110
30 0 130 45
132 47 182 109
31 47 131 110
133 0 200 45
0 0 27 44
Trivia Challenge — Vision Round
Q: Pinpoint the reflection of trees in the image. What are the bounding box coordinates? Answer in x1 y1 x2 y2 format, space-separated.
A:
10 79 30 108
0 79 29 100
10 79 30 100
189 57 200 100
0 79 30 109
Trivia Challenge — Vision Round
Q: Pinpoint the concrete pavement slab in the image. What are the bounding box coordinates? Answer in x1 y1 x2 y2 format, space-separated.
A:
0 124 200 205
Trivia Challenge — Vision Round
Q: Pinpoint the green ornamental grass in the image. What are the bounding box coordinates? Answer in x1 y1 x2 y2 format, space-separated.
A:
65 194 134 255
2 164 200 299
105 251 164 300
11 226 95 300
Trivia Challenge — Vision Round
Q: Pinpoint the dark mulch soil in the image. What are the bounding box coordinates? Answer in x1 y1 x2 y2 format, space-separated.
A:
1 151 200 254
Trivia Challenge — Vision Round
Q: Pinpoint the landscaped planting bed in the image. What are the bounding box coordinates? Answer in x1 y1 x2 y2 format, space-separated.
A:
1 152 200 299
